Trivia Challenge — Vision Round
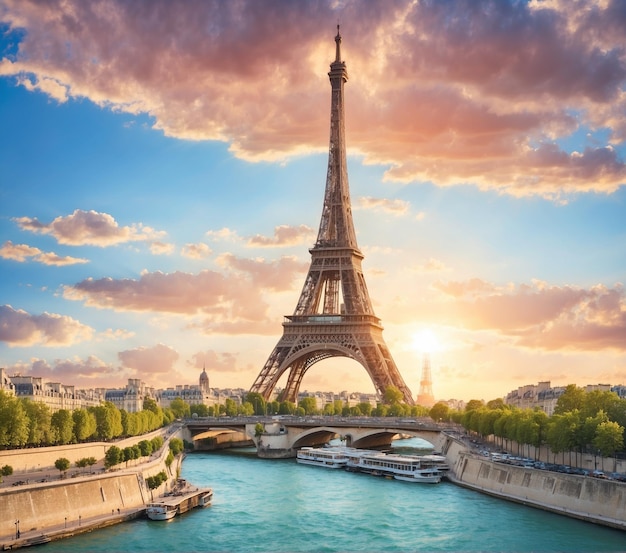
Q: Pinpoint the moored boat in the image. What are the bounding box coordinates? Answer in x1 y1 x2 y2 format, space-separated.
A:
296 446 352 468
146 503 178 521
346 451 442 484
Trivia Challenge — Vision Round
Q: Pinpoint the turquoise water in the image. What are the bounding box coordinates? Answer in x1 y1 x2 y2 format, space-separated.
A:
43 446 626 552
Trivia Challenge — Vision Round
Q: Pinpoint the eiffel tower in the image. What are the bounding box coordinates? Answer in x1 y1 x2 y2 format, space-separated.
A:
416 353 436 407
250 27 414 405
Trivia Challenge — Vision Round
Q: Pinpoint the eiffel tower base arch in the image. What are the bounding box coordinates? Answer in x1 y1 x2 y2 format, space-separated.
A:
250 316 414 405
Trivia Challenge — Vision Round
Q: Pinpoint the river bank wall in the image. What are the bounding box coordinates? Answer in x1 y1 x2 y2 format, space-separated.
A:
0 430 184 549
440 433 626 531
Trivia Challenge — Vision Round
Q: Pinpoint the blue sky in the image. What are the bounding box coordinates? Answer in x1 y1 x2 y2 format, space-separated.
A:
1 0 625 402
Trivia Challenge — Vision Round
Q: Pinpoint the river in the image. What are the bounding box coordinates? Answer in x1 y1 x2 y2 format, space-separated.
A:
41 441 626 552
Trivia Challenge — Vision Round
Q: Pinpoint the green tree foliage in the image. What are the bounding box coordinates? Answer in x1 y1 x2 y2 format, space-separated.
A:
55 457 70 474
246 392 266 415
0 391 29 448
1 465 14 476
593 421 624 458
138 439 153 457
278 401 296 415
190 403 209 417
224 398 238 417
72 408 97 442
169 438 184 456
51 409 74 445
23 399 53 446
170 398 191 419
382 386 403 405
429 402 450 422
104 445 122 468
554 384 586 415
299 397 318 415
464 399 484 412
254 422 264 437
146 470 168 490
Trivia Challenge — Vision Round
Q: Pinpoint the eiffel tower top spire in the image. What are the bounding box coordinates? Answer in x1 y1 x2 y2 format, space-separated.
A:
315 24 359 251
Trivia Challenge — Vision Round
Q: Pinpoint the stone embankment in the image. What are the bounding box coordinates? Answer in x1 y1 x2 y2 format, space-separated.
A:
0 426 184 550
441 433 626 531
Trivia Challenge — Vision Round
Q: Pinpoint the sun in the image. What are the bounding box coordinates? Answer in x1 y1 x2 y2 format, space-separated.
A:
411 329 441 354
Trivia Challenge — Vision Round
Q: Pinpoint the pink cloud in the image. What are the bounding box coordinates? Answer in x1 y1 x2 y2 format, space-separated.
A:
118 343 182 381
0 305 94 347
63 256 306 332
0 0 624 198
247 225 314 247
7 357 124 388
356 197 410 215
433 280 626 351
14 210 165 247
0 240 88 266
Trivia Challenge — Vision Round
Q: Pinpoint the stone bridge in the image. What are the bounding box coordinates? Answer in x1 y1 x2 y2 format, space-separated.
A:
185 416 452 459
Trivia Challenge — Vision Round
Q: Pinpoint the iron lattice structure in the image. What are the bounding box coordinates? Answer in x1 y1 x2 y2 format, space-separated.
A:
416 353 435 407
250 28 414 405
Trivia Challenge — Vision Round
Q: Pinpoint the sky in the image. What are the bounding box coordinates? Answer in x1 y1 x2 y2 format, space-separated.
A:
0 0 625 404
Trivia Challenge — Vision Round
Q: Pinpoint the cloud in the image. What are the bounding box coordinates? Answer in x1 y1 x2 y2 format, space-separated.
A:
0 240 89 266
118 343 183 381
191 350 239 373
14 209 165 247
150 241 175 255
1 0 624 198
181 242 212 259
433 279 626 352
356 197 410 215
63 256 307 332
8 356 124 387
0 304 94 347
247 225 314 247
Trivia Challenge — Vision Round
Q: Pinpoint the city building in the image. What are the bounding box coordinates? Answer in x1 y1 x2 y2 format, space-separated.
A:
505 381 616 416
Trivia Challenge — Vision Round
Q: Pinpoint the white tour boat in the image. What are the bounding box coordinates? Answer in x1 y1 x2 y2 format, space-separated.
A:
146 502 178 521
346 451 442 484
296 446 352 468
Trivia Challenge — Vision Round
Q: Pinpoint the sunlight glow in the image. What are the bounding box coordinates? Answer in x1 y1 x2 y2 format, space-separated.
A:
411 329 441 354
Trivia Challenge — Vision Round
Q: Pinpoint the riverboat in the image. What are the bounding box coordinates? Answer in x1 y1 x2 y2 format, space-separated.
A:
419 454 450 475
346 451 442 484
296 446 352 468
146 484 214 521
146 503 178 521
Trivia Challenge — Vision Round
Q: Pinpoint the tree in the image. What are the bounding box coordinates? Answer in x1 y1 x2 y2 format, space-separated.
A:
593 421 624 461
554 384 585 415
55 457 70 476
223 398 238 417
23 399 53 446
299 397 318 415
0 392 29 448
254 422 264 437
429 402 450 423
138 439 153 457
246 392 266 415
73 408 97 442
169 437 184 456
104 445 122 468
170 397 191 419
190 403 209 417
465 399 484 412
51 409 74 445
383 386 403 405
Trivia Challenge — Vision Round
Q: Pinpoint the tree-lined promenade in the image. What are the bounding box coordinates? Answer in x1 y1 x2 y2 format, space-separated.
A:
436 385 625 466
1 384 625 472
